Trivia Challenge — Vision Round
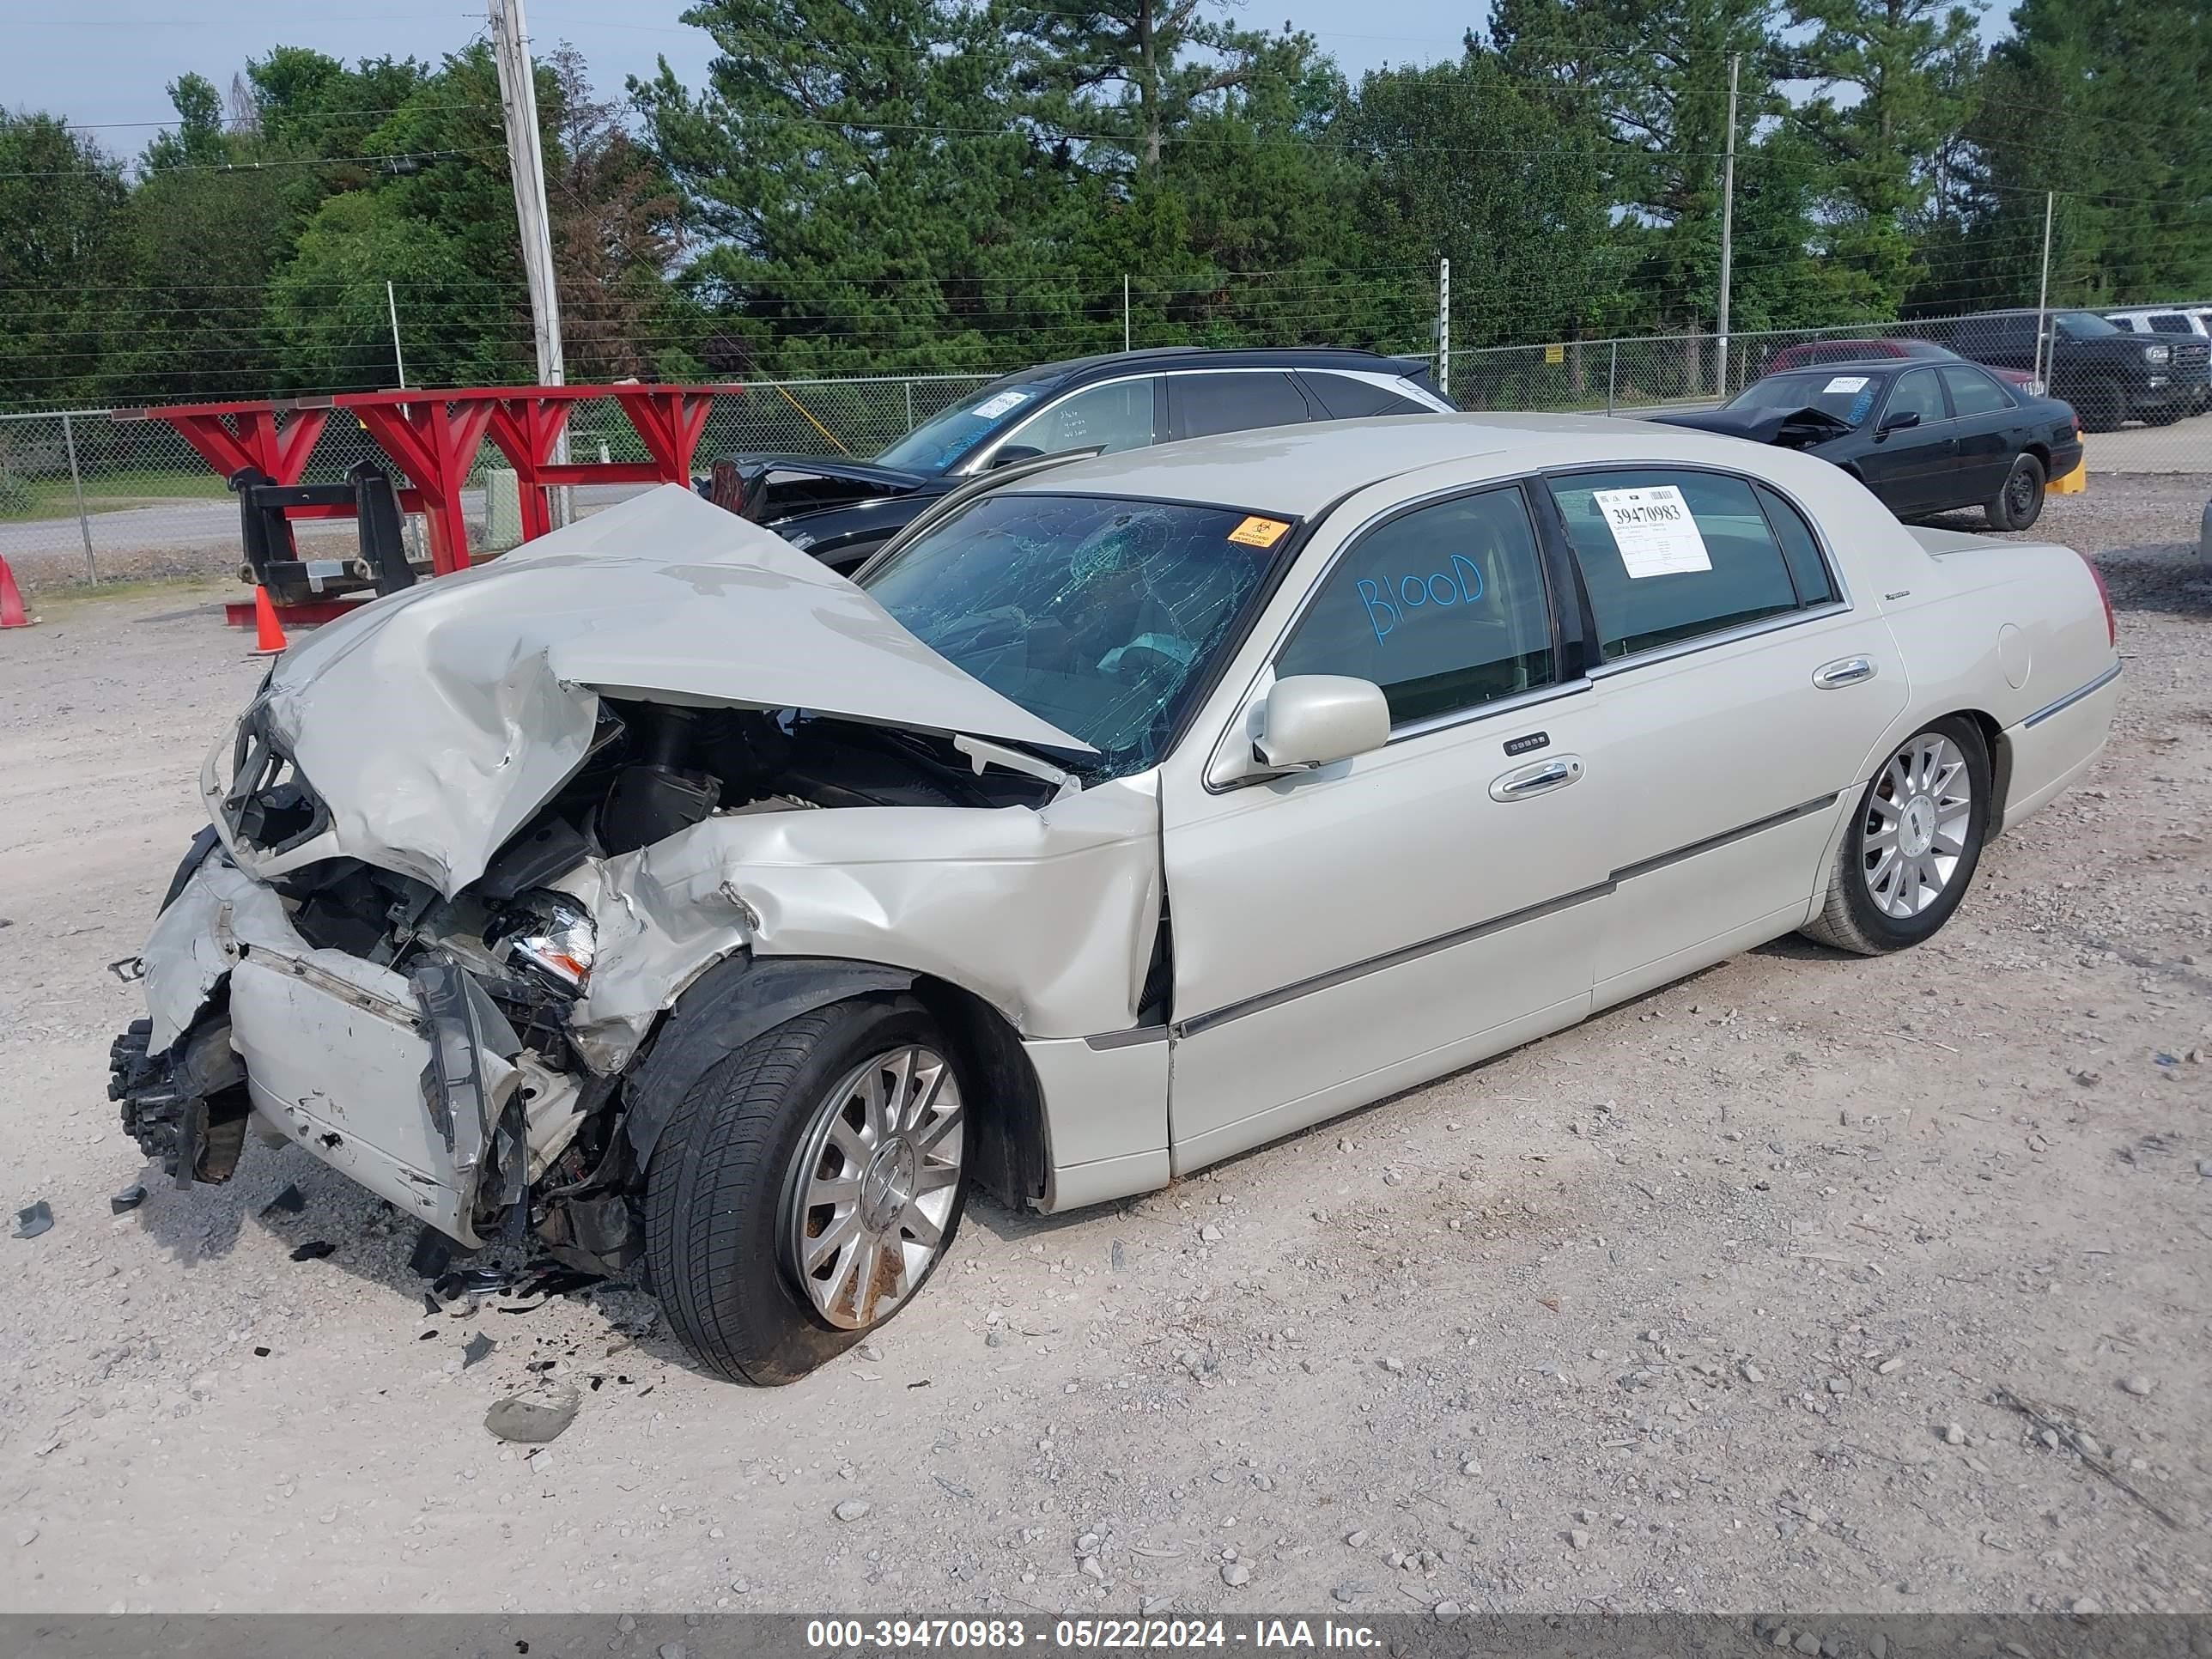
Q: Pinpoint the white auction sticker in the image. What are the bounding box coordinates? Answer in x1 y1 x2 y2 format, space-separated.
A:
970 390 1031 419
1590 485 1711 579
1821 375 1869 393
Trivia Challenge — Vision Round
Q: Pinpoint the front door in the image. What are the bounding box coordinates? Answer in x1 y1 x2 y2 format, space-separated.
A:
1540 466 1908 1005
1159 480 1613 1174
1857 367 1957 514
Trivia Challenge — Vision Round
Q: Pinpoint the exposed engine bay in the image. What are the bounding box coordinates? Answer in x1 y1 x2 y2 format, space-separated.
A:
112 700 1060 1273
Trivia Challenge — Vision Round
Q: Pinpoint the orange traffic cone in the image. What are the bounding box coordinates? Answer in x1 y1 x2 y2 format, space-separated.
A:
249 585 288 655
0 554 32 629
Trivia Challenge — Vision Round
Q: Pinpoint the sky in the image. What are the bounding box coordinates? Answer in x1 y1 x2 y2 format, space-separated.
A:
11 0 1492 142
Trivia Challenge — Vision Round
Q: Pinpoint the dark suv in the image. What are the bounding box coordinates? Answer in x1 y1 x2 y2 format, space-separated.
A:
1934 309 2200 431
698 347 1453 571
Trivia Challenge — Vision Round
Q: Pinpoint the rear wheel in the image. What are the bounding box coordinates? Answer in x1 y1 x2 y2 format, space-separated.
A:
2076 379 2127 433
1802 717 1990 956
644 997 969 1384
1984 453 2046 532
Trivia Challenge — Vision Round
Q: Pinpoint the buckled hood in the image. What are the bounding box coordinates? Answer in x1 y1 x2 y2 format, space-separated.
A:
206 485 1091 896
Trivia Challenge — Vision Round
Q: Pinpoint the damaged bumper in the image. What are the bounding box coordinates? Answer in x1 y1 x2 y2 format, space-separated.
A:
121 859 571 1247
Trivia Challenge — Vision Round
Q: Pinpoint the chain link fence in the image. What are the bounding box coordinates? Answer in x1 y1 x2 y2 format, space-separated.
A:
6 307 2208 595
0 374 1000 592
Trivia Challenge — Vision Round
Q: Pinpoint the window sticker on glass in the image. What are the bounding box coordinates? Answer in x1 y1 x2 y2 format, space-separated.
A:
1589 485 1712 579
1821 375 1870 394
969 390 1031 420
1226 514 1291 549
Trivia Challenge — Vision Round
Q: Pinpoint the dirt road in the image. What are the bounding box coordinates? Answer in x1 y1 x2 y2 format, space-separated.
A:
3 480 2208 1619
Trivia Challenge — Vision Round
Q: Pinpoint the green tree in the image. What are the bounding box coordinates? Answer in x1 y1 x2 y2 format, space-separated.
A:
0 112 130 409
1346 44 1627 362
265 191 524 391
1007 0 1296 175
635 0 1091 373
1783 0 1983 311
143 73 231 171
1939 0 2212 312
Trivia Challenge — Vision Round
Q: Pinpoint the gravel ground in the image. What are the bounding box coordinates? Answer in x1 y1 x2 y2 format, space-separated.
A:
1 476 2207 1618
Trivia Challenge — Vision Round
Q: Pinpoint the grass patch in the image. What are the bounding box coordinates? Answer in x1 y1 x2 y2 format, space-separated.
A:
0 467 233 521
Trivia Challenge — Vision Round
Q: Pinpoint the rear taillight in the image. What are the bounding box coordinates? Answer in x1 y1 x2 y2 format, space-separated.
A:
2079 551 2116 647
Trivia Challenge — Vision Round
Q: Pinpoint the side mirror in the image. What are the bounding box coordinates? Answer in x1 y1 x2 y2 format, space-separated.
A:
1877 409 1921 437
989 445 1044 469
1255 675 1390 771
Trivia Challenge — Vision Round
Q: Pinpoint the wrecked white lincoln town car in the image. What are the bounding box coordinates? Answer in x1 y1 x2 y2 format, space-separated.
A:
112 416 2119 1382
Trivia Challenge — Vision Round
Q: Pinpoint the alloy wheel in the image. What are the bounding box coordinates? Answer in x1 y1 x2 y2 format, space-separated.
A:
1862 733 1973 919
782 1044 965 1330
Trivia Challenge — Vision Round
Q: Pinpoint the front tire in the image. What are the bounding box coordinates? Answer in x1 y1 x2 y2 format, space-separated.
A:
644 997 969 1384
1802 717 1991 956
1984 453 2046 532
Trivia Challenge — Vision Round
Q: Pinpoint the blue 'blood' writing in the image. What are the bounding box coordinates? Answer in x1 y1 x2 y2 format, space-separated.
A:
1356 556 1485 644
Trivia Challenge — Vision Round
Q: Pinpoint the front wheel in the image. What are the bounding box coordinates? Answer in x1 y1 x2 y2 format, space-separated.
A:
1984 452 2046 532
1802 718 1991 955
644 997 969 1384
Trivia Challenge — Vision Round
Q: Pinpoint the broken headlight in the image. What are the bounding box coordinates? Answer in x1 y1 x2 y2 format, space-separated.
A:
487 891 597 994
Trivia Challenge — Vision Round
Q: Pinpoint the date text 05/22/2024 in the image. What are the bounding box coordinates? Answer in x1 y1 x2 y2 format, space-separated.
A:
804 1617 1383 1650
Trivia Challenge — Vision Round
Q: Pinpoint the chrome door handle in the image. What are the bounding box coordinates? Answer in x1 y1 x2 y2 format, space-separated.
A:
1489 755 1583 802
1813 656 1877 689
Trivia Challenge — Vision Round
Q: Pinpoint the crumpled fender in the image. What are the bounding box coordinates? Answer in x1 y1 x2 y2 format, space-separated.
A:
554 774 1164 1075
618 955 917 1168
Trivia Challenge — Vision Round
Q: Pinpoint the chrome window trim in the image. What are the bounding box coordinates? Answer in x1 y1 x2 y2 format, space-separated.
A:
1582 601 1851 680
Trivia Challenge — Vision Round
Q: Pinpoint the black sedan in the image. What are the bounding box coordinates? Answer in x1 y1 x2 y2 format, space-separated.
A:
1651 358 2083 532
697 347 1453 570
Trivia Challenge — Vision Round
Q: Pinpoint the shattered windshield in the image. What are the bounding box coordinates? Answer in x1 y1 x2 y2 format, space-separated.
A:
858 492 1289 775
874 382 1051 474
1729 369 1891 427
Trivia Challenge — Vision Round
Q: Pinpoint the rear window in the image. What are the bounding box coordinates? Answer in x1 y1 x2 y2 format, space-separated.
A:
1299 372 1429 420
1547 469 1813 660
1941 364 2015 416
2149 313 2196 334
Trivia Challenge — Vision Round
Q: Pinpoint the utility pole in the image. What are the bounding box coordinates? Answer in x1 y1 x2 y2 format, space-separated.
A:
1123 274 1131 355
1437 258 1451 399
1716 52 1740 398
2034 191 2055 392
386 280 407 389
489 0 570 522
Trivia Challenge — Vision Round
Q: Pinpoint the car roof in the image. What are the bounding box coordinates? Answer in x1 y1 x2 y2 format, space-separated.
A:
991 411 1787 518
982 346 1433 392
1756 358 1909 377
1779 337 1942 355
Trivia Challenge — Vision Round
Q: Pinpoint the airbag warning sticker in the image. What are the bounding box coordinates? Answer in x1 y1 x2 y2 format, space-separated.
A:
1590 485 1711 578
1228 515 1291 548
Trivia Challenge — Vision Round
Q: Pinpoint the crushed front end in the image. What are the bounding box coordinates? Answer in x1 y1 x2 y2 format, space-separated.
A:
113 813 635 1265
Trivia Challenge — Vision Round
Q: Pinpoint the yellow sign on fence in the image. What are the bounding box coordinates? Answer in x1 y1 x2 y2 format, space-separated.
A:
1544 343 1565 365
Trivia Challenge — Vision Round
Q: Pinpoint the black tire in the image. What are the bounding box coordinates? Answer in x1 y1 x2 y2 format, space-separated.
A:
1802 715 1991 956
2076 379 2126 433
644 996 969 1385
1984 452 2046 532
2145 402 2185 428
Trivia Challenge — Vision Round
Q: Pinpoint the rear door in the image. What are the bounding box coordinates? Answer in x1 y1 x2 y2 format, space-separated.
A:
1541 466 1908 1005
1939 364 2024 505
1165 371 1316 442
1859 367 1956 514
